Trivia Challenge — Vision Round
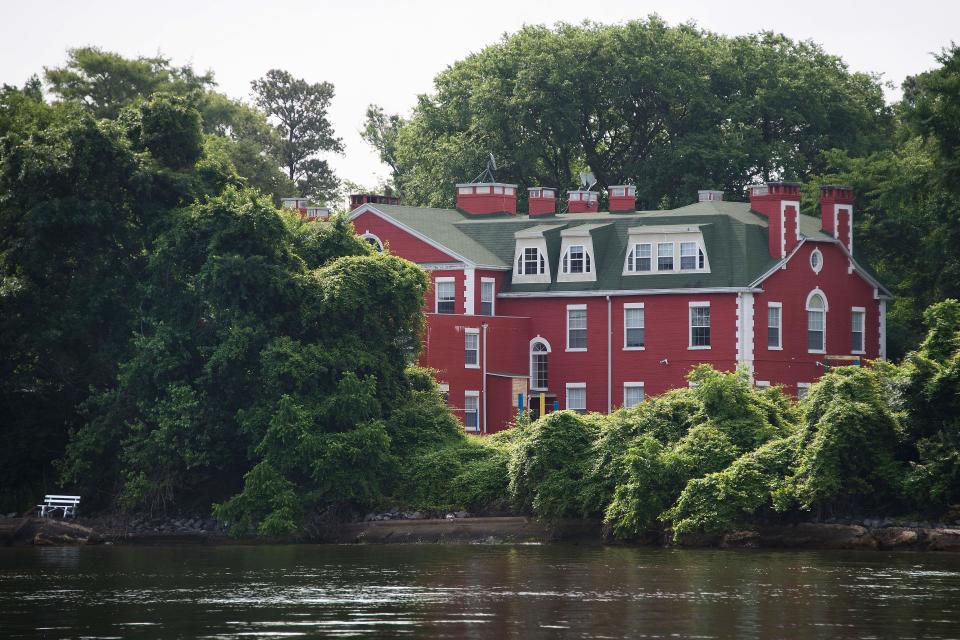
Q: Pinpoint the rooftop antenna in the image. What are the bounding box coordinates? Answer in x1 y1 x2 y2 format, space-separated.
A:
473 152 498 183
579 170 597 191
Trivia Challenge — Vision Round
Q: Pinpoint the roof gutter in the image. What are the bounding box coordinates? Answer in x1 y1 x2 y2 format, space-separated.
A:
498 287 761 299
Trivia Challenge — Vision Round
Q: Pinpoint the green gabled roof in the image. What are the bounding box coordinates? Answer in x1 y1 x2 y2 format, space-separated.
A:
364 201 869 294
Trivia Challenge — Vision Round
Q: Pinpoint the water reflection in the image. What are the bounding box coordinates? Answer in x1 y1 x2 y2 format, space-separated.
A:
1 544 959 639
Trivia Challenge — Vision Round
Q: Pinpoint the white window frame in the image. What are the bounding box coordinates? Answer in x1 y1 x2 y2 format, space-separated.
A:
464 328 480 369
562 244 590 275
688 301 711 350
797 382 811 400
361 231 384 252
438 383 450 405
806 289 828 354
566 304 587 352
623 382 645 408
480 278 495 316
810 248 824 274
623 303 645 350
566 382 586 413
767 302 782 351
755 380 771 388
680 241 698 270
851 306 866 355
625 242 652 273
530 337 550 391
657 242 674 271
464 391 480 431
435 277 455 314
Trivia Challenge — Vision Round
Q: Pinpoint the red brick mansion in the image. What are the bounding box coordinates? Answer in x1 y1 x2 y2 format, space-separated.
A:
343 180 890 434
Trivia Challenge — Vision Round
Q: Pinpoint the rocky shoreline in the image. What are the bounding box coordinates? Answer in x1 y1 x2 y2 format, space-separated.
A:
3 512 959 551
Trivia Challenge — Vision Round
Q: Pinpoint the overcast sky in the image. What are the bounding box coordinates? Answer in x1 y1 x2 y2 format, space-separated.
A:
3 0 957 198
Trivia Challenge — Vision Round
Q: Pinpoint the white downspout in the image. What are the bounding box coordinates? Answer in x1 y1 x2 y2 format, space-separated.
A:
482 321 488 434
606 295 612 414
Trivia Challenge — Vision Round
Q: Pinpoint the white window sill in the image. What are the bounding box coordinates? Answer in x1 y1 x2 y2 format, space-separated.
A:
530 388 546 393
768 346 783 351
852 351 866 355
566 348 587 353
808 350 826 355
688 345 712 350
465 364 480 369
623 346 646 351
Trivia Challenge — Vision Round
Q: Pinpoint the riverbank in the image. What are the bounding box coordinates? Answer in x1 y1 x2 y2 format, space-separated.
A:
4 514 960 551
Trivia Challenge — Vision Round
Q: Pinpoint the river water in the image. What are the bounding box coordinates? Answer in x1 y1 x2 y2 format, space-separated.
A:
1 544 959 639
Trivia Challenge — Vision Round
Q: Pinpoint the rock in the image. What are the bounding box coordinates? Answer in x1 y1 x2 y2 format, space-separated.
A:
454 511 468 519
927 528 960 551
759 523 878 550
410 512 424 520
445 513 455 520
721 530 760 548
874 527 919 549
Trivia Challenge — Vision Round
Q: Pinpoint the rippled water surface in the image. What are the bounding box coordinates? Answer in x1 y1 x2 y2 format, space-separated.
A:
2 544 960 639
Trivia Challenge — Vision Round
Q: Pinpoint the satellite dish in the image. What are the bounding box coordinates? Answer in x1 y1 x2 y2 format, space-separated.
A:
488 152 497 172
579 171 597 191
472 152 499 183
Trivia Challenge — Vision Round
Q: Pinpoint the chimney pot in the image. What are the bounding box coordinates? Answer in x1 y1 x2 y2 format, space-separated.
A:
608 185 637 212
527 187 557 216
456 183 517 215
567 190 599 213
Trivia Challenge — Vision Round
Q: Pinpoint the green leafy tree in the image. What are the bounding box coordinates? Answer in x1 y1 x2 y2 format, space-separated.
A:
371 18 890 210
252 69 343 201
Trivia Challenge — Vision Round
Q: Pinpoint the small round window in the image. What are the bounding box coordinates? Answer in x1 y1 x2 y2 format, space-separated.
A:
810 248 823 274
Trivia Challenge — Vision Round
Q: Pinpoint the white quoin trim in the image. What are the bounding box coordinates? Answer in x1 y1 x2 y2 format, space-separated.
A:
736 292 755 377
464 267 475 315
779 199 800 259
879 299 887 360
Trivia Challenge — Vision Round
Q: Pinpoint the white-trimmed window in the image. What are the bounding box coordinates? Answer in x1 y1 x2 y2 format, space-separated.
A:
807 291 827 353
480 278 495 316
755 380 771 388
562 244 591 274
626 243 652 272
438 383 449 405
624 382 645 408
810 248 823 274
567 305 587 351
797 383 811 401
767 302 782 350
464 391 479 431
566 383 586 413
657 242 674 271
851 307 865 354
680 242 698 270
435 277 455 314
464 329 479 368
362 232 384 252
624 304 645 349
530 339 549 391
517 247 545 275
689 302 711 349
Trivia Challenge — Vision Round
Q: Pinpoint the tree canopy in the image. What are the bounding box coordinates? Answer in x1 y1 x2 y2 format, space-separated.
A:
364 18 891 210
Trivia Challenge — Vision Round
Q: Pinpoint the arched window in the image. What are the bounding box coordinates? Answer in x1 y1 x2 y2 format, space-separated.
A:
362 232 383 252
530 339 550 391
806 290 828 352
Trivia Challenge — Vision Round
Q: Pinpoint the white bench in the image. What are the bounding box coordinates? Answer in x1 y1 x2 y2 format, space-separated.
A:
36 495 81 518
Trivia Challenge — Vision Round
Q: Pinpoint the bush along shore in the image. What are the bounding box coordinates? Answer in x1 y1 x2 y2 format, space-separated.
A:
8 299 960 551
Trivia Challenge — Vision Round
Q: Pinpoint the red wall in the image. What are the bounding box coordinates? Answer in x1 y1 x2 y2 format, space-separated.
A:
352 210 457 263
753 241 881 394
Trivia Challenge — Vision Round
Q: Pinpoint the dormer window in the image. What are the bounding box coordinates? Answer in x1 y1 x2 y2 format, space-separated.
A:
623 225 710 276
657 243 674 271
562 244 591 274
517 247 545 275
626 243 652 272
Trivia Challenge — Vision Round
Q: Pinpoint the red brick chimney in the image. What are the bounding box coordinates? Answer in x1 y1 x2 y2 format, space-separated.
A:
527 187 557 216
749 181 802 260
608 185 636 212
567 190 598 213
456 183 517 215
819 185 854 254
